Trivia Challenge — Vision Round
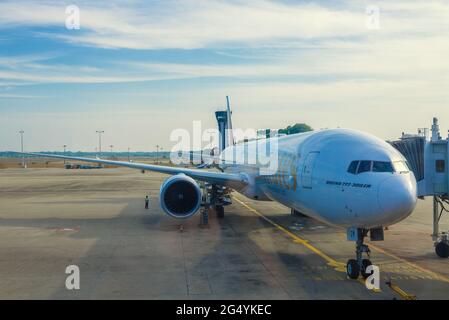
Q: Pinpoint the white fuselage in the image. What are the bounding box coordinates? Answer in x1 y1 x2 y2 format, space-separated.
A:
220 128 417 229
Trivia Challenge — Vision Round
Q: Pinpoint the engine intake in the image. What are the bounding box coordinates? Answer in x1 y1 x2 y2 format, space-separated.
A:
159 174 201 219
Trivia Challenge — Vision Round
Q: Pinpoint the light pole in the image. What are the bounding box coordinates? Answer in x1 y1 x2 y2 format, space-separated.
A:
128 147 131 162
110 145 114 158
155 144 159 164
96 130 104 157
19 130 25 168
63 145 67 165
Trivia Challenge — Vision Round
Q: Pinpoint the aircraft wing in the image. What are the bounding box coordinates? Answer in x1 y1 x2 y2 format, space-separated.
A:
20 153 248 189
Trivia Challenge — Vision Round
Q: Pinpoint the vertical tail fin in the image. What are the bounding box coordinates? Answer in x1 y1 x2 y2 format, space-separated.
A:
215 96 235 153
226 96 235 147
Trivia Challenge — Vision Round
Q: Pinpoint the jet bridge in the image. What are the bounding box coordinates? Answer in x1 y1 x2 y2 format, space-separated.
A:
389 117 449 258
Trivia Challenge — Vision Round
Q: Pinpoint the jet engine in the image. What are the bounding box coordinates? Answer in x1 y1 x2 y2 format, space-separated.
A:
159 174 202 219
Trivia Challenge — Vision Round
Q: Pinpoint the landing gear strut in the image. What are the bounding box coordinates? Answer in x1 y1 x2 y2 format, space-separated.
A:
199 184 210 227
346 228 373 279
200 183 231 223
216 205 225 218
211 185 225 219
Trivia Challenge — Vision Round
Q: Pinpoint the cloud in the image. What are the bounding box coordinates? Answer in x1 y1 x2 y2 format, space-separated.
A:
0 93 45 99
1 0 449 150
0 0 446 50
0 53 59 67
0 69 191 84
122 32 449 84
0 0 378 49
5 31 448 86
1 1 448 85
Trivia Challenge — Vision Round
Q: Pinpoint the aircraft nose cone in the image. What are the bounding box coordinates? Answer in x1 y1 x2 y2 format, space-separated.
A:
378 176 417 221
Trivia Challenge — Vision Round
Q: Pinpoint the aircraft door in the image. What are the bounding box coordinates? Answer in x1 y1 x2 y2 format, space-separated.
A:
302 151 319 188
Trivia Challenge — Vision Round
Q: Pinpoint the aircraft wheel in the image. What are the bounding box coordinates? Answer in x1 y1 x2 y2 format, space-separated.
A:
435 241 449 258
346 259 360 279
361 259 373 279
216 205 224 218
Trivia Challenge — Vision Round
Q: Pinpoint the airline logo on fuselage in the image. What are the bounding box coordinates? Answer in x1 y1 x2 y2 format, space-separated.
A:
259 152 298 191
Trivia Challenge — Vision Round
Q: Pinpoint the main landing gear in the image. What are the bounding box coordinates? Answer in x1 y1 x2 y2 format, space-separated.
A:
346 227 383 279
199 183 232 225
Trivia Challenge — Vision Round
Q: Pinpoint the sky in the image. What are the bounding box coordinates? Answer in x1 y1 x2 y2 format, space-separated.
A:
1 0 449 152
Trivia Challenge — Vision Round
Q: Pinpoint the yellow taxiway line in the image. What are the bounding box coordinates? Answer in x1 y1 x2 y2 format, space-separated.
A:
386 280 417 300
232 197 435 297
234 197 345 271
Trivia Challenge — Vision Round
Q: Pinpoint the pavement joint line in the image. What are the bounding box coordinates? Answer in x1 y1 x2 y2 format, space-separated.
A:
234 197 449 283
368 242 449 284
232 197 449 298
233 197 383 294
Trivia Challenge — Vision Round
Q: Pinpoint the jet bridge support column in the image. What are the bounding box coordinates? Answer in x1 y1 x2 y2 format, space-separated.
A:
428 118 449 257
432 196 449 258
433 196 439 241
390 117 449 258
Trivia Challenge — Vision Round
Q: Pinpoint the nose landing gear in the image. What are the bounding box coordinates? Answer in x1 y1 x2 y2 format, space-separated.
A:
346 228 373 279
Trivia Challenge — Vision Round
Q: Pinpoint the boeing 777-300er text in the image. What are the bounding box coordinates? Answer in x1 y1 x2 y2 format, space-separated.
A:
19 99 417 280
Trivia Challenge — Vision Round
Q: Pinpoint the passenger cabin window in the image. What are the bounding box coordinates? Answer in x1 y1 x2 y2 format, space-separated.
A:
357 161 372 174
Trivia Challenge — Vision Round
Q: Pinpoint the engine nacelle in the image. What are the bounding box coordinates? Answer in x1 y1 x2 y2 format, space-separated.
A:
159 174 202 219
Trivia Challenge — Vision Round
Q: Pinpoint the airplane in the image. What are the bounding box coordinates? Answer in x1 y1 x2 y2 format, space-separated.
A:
18 97 417 280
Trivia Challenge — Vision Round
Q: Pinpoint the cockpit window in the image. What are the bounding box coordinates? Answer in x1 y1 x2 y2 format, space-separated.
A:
357 161 372 174
347 161 359 174
372 161 394 173
393 161 409 173
348 160 397 174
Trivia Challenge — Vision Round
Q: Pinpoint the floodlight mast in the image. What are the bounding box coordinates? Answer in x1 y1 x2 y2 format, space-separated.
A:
96 130 104 157
19 130 25 168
